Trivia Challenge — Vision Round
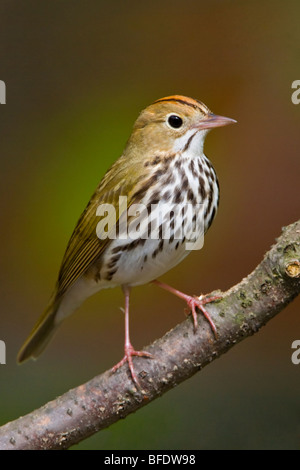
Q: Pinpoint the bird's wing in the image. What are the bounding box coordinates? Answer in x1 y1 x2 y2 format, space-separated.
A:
54 157 135 299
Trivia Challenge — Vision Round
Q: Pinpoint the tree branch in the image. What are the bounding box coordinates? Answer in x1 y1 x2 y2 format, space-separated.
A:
1 220 299 450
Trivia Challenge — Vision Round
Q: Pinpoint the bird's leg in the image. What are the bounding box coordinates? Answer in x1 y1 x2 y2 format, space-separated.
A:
152 280 220 337
112 285 153 386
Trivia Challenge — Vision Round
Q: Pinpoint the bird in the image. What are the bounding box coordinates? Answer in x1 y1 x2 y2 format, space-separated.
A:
17 95 236 386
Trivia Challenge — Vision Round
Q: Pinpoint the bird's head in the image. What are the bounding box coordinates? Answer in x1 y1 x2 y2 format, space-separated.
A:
127 95 236 156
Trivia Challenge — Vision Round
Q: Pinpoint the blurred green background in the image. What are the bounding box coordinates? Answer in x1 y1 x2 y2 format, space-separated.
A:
0 0 299 450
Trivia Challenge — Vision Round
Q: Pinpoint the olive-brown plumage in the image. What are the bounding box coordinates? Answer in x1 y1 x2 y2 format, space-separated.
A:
18 95 236 385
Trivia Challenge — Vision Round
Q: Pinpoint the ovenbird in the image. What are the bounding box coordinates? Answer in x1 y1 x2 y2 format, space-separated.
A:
18 95 236 385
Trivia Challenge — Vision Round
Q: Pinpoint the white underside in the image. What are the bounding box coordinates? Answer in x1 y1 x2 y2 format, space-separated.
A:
55 143 218 324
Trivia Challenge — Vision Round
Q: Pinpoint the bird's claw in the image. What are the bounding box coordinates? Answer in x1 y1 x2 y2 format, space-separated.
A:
185 294 221 337
112 344 153 387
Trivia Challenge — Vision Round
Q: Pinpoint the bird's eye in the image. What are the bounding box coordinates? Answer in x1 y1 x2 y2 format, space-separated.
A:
167 114 183 129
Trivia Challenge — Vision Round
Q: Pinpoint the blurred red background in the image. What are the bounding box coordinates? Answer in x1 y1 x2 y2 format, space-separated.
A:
0 0 299 449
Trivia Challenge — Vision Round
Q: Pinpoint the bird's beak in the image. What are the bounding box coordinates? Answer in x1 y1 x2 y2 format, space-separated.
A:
193 113 237 130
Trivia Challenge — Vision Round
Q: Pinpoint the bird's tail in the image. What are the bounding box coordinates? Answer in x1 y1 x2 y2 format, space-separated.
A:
17 296 61 364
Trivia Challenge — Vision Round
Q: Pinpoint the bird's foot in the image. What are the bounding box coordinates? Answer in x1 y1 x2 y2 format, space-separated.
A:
152 280 221 338
112 343 153 387
184 294 221 336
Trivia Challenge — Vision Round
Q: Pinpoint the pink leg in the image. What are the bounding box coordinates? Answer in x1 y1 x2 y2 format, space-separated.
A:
152 280 220 337
112 285 152 386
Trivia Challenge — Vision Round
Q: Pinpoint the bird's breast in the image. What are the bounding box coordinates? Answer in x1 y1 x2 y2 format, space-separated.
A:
88 153 219 288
